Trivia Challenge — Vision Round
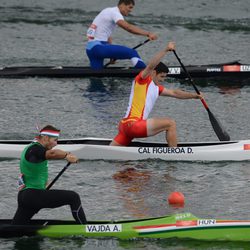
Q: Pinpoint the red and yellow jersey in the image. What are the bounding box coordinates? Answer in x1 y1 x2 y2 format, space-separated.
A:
123 71 164 121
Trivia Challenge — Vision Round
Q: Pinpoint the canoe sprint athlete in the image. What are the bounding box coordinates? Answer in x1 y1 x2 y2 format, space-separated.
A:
12 125 87 225
86 0 157 70
110 42 203 147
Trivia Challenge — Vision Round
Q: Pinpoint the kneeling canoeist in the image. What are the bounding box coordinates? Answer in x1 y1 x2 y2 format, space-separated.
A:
86 0 157 70
12 125 87 225
110 42 203 147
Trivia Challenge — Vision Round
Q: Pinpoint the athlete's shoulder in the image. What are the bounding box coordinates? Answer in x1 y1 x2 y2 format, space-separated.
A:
25 143 47 163
135 71 152 85
97 6 123 21
95 7 113 18
158 84 165 94
100 6 119 14
28 143 46 153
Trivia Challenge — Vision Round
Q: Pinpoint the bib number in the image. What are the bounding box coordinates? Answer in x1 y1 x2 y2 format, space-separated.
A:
87 24 97 40
18 174 25 190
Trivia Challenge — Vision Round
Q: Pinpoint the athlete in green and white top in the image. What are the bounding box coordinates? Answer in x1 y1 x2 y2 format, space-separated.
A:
19 141 48 190
12 125 87 225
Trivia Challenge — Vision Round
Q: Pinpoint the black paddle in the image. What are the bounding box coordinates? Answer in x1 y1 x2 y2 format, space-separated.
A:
46 162 71 190
104 39 150 67
173 50 230 141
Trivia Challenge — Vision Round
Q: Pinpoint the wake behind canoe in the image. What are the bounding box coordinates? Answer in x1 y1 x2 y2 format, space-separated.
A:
1 212 250 241
0 137 249 161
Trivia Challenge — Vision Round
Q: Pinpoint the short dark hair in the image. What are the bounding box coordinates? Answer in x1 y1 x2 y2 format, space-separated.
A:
154 62 169 74
118 0 135 6
40 125 60 133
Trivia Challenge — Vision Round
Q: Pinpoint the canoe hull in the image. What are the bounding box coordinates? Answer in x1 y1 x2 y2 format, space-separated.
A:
1 213 250 241
0 138 249 161
0 62 250 79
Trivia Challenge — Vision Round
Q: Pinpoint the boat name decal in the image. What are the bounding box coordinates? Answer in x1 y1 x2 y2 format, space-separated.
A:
223 65 240 72
86 224 122 233
206 68 221 72
138 147 193 154
198 219 216 225
241 65 250 72
175 213 192 220
168 67 181 74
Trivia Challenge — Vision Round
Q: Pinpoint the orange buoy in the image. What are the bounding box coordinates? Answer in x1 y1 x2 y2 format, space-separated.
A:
168 191 185 207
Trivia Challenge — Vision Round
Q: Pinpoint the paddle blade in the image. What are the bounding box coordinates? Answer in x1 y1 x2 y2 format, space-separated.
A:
172 50 231 141
207 110 230 141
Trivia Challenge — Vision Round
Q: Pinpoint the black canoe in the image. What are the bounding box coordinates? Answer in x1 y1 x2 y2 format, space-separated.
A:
0 61 250 79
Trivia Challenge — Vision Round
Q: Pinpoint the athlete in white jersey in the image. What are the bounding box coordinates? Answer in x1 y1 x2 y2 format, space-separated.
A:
86 0 157 70
110 42 204 147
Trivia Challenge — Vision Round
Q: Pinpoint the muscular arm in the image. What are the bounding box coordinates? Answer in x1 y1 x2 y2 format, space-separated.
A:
141 42 175 79
25 142 78 163
117 20 157 40
45 149 68 160
46 149 78 163
161 88 201 99
26 146 70 162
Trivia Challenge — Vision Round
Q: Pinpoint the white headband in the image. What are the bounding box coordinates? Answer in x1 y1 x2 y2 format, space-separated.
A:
40 130 60 138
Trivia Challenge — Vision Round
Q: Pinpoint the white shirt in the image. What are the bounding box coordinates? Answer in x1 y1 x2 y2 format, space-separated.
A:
124 72 164 120
87 7 124 41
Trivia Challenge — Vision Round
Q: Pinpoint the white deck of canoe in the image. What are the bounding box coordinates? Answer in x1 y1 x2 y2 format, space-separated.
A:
0 137 249 161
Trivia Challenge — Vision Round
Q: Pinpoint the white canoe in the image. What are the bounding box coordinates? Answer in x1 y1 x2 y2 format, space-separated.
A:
0 137 249 161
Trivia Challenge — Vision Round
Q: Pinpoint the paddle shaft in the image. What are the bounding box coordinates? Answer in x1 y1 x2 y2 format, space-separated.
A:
173 50 230 141
46 162 71 190
173 50 209 107
130 39 150 50
104 39 150 67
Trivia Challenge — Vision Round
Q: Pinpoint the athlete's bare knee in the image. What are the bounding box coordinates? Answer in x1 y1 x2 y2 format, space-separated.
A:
165 119 176 130
170 119 176 127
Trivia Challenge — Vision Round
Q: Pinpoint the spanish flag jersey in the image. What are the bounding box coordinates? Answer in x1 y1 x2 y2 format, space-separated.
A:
123 71 164 121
